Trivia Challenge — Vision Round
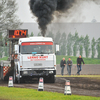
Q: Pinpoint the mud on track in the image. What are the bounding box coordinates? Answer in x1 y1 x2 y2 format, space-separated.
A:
0 77 100 97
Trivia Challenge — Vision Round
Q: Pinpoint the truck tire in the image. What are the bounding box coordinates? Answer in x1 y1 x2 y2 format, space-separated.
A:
20 78 25 83
13 64 19 83
51 75 55 83
13 68 17 83
18 78 20 84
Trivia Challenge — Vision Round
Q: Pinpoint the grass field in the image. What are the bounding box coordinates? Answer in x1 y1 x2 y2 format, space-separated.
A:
56 55 100 64
56 75 100 78
0 57 8 61
0 86 100 100
56 75 100 80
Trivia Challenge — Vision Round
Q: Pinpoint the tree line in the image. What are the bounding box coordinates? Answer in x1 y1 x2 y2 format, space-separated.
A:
44 31 100 59
66 32 100 59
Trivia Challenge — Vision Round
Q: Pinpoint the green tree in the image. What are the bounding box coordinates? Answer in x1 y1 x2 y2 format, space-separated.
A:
54 31 61 43
0 0 21 34
66 33 73 56
96 38 100 59
38 32 41 36
28 34 30 37
84 35 90 58
91 37 96 58
30 32 34 37
0 0 21 57
78 36 84 56
46 31 54 40
0 33 3 57
72 31 79 56
60 32 67 55
0 32 9 57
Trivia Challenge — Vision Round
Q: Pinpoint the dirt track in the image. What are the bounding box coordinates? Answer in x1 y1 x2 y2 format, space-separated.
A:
0 77 100 97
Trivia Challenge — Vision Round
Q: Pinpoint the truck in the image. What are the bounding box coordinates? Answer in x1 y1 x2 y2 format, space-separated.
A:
14 36 58 83
0 30 59 83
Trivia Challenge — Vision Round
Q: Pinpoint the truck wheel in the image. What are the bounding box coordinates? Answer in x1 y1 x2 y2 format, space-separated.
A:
20 78 25 83
13 68 17 83
18 79 20 84
51 75 55 83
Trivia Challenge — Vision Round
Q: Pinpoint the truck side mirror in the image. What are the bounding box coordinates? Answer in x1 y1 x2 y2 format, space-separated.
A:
56 45 59 52
14 45 19 54
56 45 59 55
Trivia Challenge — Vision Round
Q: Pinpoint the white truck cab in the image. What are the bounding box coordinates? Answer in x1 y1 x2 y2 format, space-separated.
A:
14 36 57 83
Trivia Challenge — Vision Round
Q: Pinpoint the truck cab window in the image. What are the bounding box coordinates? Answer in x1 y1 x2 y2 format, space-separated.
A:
20 45 54 54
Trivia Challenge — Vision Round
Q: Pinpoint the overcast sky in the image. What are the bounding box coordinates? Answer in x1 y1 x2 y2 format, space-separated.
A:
15 0 100 40
16 0 100 23
16 0 36 23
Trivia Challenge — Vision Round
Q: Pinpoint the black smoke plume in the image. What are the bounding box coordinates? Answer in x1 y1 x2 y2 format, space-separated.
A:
29 0 75 36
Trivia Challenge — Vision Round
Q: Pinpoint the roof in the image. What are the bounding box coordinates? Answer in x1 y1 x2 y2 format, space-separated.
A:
19 36 53 44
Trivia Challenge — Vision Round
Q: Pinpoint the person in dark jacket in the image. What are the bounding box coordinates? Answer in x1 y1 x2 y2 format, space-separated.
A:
60 58 66 76
67 58 73 75
77 55 85 75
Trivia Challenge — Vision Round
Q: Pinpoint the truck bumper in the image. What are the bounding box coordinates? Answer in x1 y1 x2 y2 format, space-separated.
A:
20 70 56 77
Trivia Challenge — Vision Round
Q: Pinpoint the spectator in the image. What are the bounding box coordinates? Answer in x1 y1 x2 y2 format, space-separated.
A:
77 55 85 75
67 58 73 75
60 58 66 76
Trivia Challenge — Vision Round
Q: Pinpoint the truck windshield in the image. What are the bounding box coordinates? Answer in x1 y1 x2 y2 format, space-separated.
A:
20 42 54 54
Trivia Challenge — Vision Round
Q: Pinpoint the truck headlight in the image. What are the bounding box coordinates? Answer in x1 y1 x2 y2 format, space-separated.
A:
23 71 28 75
49 71 53 74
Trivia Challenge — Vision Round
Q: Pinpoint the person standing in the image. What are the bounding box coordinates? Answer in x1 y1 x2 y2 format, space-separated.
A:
67 58 73 75
60 58 66 76
77 55 85 75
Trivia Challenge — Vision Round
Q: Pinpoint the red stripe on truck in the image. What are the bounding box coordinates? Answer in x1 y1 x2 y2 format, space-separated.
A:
21 42 53 46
